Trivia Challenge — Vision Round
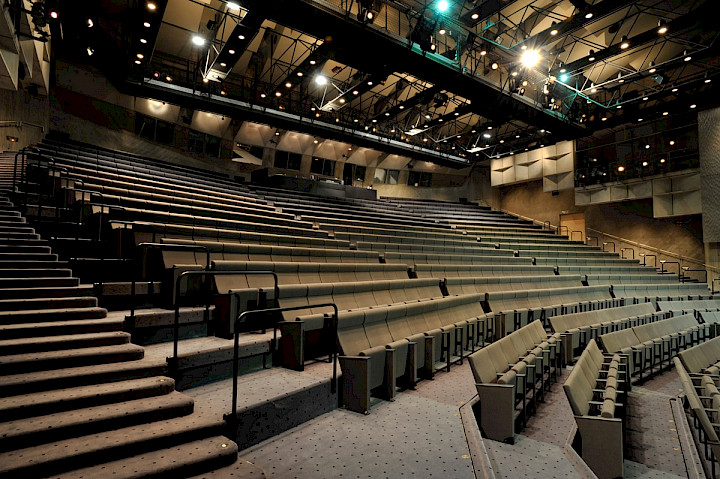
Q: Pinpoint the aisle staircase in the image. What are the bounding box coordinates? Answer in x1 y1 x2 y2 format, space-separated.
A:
0 195 256 477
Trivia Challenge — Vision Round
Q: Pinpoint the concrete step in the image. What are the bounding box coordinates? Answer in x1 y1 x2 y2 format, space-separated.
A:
0 225 34 233
0 342 145 375
0 316 122 340
0 356 166 397
0 285 93 300
0 376 174 422
0 295 98 312
0 252 57 261
0 245 49 254
0 217 27 224
0 210 20 218
0 330 130 355
0 232 41 240
56 436 238 479
0 409 228 477
0 267 72 277
0 276 80 289
0 390 194 452
0 260 68 269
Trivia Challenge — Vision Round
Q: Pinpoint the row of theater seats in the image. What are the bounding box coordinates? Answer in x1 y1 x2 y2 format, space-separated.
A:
675 338 720 477
563 340 630 479
468 321 562 443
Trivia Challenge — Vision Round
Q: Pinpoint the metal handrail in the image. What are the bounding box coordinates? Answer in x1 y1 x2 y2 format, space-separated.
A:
640 254 657 268
543 220 551 230
681 269 708 284
621 247 635 260
660 261 681 281
129 242 212 319
558 225 569 237
224 302 339 438
168 270 279 377
602 241 616 253
586 236 598 247
570 230 583 242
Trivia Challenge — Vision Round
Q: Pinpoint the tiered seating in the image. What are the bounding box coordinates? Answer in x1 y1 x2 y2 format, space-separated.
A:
484 285 616 335
657 299 720 317
445 275 582 294
563 340 629 479
415 264 556 277
468 320 562 443
599 314 708 378
302 294 489 413
613 283 710 302
677 336 720 374
549 302 666 360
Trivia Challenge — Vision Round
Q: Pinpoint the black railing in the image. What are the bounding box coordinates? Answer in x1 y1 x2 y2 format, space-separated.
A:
681 268 707 284
602 241 616 253
168 269 279 378
570 230 583 242
661 261 681 281
640 254 657 267
621 247 635 260
543 221 551 230
558 225 568 237
129 242 212 319
586 236 598 247
223 302 339 439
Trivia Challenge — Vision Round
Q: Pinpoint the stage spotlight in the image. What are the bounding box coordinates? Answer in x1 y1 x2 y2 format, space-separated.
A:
620 36 629 49
491 62 499 70
657 20 668 34
315 75 327 86
437 0 449 12
192 35 205 46
521 50 540 68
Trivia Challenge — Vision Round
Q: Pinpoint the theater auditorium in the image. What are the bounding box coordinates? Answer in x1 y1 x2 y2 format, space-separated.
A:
1 0 719 477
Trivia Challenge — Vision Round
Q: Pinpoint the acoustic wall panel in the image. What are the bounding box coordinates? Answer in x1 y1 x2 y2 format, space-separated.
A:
699 107 720 242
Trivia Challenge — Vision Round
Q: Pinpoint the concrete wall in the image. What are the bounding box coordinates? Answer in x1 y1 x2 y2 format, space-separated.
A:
0 88 49 151
493 178 705 267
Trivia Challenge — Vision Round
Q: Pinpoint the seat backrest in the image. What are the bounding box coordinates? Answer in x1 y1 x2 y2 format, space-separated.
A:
336 310 368 356
599 328 640 353
469 348 498 384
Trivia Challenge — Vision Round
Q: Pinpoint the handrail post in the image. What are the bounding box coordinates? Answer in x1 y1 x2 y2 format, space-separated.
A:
602 241 616 253
224 302 338 441
570 230 583 242
620 248 635 260
586 236 598 247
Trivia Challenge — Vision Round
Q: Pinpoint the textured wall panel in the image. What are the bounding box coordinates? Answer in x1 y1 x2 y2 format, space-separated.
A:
698 107 720 242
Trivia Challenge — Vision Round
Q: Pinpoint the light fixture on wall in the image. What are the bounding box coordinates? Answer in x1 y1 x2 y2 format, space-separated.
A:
6 136 19 143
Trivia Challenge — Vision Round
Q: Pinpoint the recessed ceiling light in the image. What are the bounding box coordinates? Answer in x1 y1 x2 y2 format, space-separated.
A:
228 49 235 54
439 29 446 35
638 118 643 122
227 2 240 10
192 35 204 46
220 62 227 67
669 140 675 145
238 35 245 40
550 29 558 36
143 22 151 27
491 62 499 70
260 93 266 98
685 55 691 62
672 87 678 92
705 78 712 83
315 75 327 86
480 49 487 56
617 165 625 172
662 111 668 116
134 60 141 64
645 144 650 149
616 105 622 109
471 13 479 20
147 2 156 10
588 56 595 61
649 68 656 73
140 38 147 43
643 96 649 101
136 53 144 59
87 18 94 28
585 12 593 19
367 81 373 86
399 105 404 109
220 90 226 95
601 117 607 121
620 36 629 49
339 98 345 103
590 87 597 93
297 72 303 77
202 78 209 83
642 161 648 166
690 104 697 109
660 158 666 163
275 91 281 97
